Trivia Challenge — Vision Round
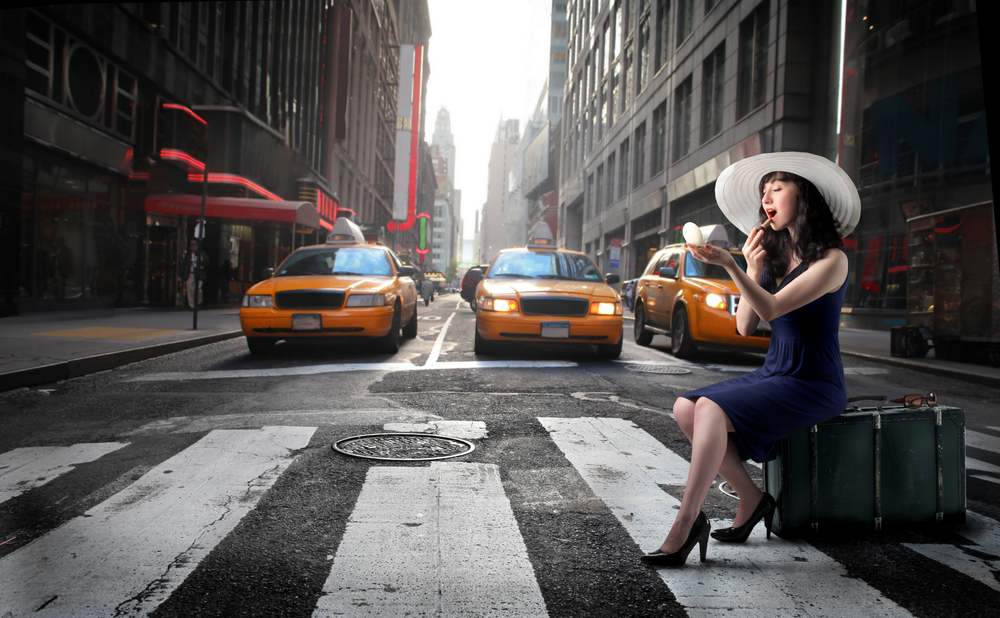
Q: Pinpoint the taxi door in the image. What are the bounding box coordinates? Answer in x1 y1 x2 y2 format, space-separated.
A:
645 251 681 328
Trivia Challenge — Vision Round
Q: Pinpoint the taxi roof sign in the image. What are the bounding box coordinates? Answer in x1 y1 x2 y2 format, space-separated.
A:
326 218 366 245
527 222 555 249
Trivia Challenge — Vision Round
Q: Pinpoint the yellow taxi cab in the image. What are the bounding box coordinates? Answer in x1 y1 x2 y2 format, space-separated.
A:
633 224 770 359
474 223 624 359
239 218 418 355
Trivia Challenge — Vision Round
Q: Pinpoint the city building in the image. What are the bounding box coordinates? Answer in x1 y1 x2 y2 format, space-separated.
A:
430 108 460 281
1 1 419 316
479 119 520 264
557 0 990 346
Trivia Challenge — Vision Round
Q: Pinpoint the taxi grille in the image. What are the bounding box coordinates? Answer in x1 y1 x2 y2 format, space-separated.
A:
275 290 345 309
520 297 589 317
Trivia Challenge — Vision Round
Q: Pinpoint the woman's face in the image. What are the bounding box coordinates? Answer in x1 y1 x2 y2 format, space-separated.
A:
761 177 799 232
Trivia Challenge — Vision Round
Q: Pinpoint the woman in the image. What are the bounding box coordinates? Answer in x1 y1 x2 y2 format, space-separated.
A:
641 152 861 567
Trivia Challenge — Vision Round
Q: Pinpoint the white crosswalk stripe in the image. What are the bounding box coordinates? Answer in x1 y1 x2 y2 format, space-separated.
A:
0 443 127 504
539 417 914 617
313 462 547 617
0 426 315 617
2 418 999 616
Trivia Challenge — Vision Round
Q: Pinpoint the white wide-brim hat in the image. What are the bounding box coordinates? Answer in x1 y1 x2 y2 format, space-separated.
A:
715 152 861 238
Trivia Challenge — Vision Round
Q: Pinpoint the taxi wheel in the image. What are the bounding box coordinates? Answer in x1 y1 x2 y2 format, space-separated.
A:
474 324 494 355
634 303 654 346
597 330 623 360
378 305 401 353
246 337 276 355
402 303 418 338
671 308 698 359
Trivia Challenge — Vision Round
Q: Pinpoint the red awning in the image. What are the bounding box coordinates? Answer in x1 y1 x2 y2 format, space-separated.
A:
145 194 321 229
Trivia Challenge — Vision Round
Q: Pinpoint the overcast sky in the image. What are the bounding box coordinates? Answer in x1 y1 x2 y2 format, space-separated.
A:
422 0 553 246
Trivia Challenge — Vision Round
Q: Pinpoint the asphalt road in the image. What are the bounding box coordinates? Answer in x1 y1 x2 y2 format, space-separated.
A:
1 294 998 617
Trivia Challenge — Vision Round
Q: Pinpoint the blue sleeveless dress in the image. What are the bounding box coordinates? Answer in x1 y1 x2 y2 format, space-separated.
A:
681 253 849 463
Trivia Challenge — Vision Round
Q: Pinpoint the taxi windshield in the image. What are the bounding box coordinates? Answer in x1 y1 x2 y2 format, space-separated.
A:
276 247 393 277
684 252 748 280
488 251 604 282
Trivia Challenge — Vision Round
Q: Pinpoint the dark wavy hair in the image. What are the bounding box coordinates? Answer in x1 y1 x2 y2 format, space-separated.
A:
757 171 844 278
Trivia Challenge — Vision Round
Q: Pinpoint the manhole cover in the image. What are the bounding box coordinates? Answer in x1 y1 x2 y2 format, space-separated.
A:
332 433 476 461
625 364 692 375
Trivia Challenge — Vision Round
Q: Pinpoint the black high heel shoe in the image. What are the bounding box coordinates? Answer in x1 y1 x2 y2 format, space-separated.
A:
710 492 776 543
640 511 710 567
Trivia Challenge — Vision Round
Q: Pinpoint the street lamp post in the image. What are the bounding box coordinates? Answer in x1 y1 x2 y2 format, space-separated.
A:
193 119 208 330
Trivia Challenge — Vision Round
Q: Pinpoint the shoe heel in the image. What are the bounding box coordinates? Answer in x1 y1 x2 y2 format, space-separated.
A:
764 510 774 540
698 531 709 562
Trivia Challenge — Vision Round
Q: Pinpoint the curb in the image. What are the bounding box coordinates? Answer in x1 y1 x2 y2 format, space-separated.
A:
0 330 244 393
839 350 1000 389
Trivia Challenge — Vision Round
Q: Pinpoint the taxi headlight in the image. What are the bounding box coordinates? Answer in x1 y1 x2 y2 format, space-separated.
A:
346 293 390 307
243 294 274 308
699 292 727 310
590 302 621 316
478 297 518 312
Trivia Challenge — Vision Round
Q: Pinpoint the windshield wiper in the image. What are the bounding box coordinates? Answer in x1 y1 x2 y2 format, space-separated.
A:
534 274 571 280
491 273 534 278
331 271 366 276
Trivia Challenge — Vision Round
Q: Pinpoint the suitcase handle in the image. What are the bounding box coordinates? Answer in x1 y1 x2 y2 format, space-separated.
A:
846 395 887 411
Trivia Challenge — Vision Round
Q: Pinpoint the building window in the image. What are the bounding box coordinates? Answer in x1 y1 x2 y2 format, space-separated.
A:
677 0 693 45
673 75 693 161
618 138 630 199
610 61 620 126
651 101 667 175
655 0 670 73
587 172 596 219
595 163 605 214
600 81 608 139
633 122 646 189
606 152 616 207
701 43 725 143
637 18 650 93
623 43 634 110
737 1 769 119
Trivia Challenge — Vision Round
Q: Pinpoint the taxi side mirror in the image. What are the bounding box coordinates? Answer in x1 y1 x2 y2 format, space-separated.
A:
659 267 677 279
605 273 621 284
397 266 416 277
261 268 274 279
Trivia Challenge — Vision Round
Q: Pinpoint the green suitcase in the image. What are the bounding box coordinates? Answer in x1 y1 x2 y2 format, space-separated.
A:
762 398 966 537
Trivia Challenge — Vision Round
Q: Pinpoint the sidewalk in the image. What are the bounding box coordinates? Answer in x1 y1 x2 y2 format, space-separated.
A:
1 307 999 392
622 314 1000 388
0 305 244 392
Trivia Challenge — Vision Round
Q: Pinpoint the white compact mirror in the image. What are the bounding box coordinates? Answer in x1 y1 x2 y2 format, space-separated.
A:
682 222 703 246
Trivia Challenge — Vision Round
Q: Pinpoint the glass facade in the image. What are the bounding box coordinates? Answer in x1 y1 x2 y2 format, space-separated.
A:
837 1 989 332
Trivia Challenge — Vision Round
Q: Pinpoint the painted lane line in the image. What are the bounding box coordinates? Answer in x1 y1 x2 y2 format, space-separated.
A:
313 462 548 617
0 443 128 505
0 426 316 617
539 417 913 618
425 312 456 365
904 511 1000 593
129 360 577 382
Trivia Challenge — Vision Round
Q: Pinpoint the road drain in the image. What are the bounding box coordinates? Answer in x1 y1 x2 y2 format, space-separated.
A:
332 433 476 461
625 364 692 374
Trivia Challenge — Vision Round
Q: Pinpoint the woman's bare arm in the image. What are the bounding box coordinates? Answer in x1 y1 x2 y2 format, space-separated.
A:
688 244 848 325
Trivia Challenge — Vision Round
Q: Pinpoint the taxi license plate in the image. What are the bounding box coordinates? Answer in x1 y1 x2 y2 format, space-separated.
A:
292 313 322 331
540 322 570 339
